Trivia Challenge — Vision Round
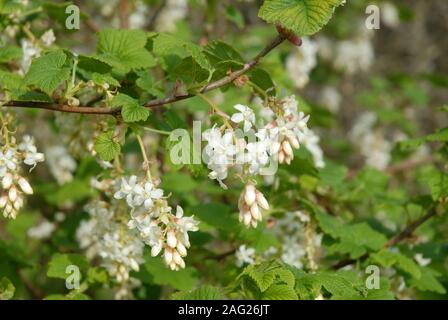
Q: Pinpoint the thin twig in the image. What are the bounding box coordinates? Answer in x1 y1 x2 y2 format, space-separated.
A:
118 0 129 29
1 35 286 116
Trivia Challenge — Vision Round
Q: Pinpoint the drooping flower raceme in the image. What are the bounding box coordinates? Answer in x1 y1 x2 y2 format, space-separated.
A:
0 131 44 219
202 95 325 228
114 175 199 271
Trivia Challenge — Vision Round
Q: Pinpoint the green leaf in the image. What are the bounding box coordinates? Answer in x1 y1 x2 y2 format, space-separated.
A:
261 284 298 300
240 261 290 293
259 0 342 36
0 45 22 63
408 267 446 294
144 256 198 291
153 33 212 72
91 72 120 87
0 277 15 300
111 93 150 123
94 130 121 161
371 250 421 279
0 70 26 91
25 50 71 95
171 286 223 300
47 253 89 280
96 29 156 73
226 6 245 29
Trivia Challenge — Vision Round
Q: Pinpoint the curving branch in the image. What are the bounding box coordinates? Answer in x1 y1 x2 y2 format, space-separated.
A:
1 35 286 116
332 208 439 269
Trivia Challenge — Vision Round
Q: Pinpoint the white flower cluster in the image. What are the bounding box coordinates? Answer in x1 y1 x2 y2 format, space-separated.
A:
238 183 270 228
349 112 392 170
235 245 256 267
235 211 322 269
316 25 375 75
1 135 44 219
203 96 325 227
45 145 77 185
286 38 318 88
76 200 144 296
155 0 188 32
114 175 199 271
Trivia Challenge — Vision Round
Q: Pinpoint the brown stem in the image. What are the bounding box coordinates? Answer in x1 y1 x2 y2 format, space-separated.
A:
118 0 129 29
332 208 438 269
1 35 285 116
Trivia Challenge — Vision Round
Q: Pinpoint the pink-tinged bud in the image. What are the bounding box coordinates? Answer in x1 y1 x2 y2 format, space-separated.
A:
243 211 252 226
244 184 256 206
173 250 184 265
282 141 293 157
250 203 261 221
256 191 270 210
18 177 33 195
166 230 177 248
177 242 187 257
164 248 173 265
13 197 23 210
0 196 7 208
278 151 285 164
178 258 186 269
8 186 17 202
2 174 13 189
289 137 300 149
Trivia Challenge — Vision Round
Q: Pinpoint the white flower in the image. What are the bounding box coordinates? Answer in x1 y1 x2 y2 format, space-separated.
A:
235 245 256 267
381 2 400 28
40 29 56 47
414 253 431 267
20 39 40 74
231 104 256 132
27 219 55 239
286 38 318 88
45 145 76 185
155 0 188 32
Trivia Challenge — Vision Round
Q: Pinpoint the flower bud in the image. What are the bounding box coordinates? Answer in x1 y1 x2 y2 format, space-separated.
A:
176 242 187 257
164 248 173 265
166 230 177 248
8 186 17 202
244 184 256 206
18 177 33 194
2 174 13 189
256 191 270 210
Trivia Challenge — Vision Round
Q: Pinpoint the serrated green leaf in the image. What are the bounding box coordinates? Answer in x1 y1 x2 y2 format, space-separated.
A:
262 284 298 300
47 253 89 280
25 50 71 95
408 267 446 294
259 0 342 36
111 93 150 123
371 249 421 279
153 33 212 72
91 72 120 87
94 131 121 161
171 286 223 300
144 256 198 291
0 45 22 63
96 29 156 73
